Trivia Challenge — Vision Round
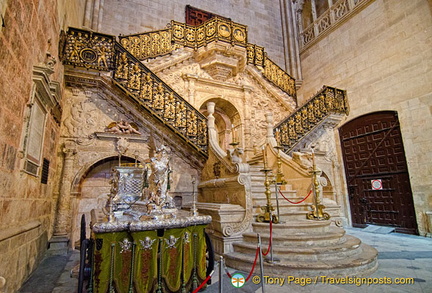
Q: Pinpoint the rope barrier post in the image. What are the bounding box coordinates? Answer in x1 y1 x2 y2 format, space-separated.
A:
264 215 279 264
257 234 265 293
269 215 274 263
274 182 281 223
219 256 223 293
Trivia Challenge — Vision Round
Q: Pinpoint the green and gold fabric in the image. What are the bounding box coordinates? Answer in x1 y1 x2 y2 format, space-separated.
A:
132 230 159 293
91 225 208 293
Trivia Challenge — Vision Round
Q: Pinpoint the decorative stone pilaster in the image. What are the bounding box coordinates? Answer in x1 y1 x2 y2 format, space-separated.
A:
53 140 77 237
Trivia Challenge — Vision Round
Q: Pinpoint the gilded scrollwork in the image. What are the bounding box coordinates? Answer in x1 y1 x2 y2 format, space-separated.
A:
115 52 129 80
175 102 186 128
128 63 141 90
120 29 174 60
197 120 208 146
164 92 176 121
62 28 115 70
187 111 197 136
140 73 153 102
153 83 165 110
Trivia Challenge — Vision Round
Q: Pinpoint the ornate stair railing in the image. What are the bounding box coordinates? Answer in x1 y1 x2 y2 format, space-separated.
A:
246 43 297 98
59 27 208 156
119 29 181 60
119 17 297 100
274 86 349 154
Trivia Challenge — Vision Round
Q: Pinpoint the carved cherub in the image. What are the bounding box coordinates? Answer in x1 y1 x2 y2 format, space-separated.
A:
105 120 141 135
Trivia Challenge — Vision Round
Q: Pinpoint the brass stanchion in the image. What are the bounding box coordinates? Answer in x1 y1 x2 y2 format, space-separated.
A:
272 145 286 224
257 145 278 223
306 147 330 220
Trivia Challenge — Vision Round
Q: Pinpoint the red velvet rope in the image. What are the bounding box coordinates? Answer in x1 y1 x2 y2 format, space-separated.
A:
224 245 260 282
224 264 232 278
245 246 260 282
280 189 312 204
222 220 272 285
262 218 272 256
192 274 212 293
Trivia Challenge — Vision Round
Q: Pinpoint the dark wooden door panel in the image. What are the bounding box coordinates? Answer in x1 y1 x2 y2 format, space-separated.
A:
340 111 418 234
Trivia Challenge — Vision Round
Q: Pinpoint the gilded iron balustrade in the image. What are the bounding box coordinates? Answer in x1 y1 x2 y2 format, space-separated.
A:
246 43 265 68
274 86 349 154
59 28 116 71
246 43 296 98
118 18 296 100
119 16 248 58
60 27 208 156
119 29 182 60
170 17 248 49
263 57 296 97
114 44 208 155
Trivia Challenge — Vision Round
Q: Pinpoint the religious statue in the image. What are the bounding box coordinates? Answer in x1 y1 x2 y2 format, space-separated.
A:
147 145 174 209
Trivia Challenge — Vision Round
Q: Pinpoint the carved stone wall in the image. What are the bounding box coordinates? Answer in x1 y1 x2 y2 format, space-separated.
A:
146 44 296 161
0 0 84 291
57 78 202 247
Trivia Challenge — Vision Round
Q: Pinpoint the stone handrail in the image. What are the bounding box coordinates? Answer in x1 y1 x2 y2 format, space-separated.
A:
59 27 208 156
274 86 349 154
299 0 374 50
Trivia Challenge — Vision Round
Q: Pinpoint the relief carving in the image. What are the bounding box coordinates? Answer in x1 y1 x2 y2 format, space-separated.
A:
64 99 96 137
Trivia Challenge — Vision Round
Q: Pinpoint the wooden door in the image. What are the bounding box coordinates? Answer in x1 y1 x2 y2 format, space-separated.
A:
339 111 418 234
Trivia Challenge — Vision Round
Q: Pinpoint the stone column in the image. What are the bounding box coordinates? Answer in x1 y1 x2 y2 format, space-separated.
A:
53 141 77 237
280 0 303 83
83 0 104 31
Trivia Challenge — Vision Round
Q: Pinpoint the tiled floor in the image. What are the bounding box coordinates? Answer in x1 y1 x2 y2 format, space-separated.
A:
18 227 432 293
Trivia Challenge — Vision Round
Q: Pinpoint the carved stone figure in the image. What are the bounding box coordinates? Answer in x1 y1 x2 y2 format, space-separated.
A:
148 145 174 208
227 147 244 163
105 120 141 135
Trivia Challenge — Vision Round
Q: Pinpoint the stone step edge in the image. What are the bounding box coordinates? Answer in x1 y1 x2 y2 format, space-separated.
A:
242 229 345 242
252 220 334 228
233 234 361 254
225 243 378 270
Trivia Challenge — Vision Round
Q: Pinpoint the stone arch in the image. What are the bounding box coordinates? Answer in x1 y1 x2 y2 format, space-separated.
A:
199 97 242 150
70 154 146 197
69 154 146 247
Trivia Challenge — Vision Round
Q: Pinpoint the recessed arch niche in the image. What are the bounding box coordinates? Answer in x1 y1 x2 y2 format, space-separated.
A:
200 98 241 150
70 155 142 247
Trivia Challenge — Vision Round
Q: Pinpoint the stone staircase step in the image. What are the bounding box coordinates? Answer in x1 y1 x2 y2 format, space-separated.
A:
242 227 345 246
253 220 335 235
224 243 378 277
232 235 363 261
